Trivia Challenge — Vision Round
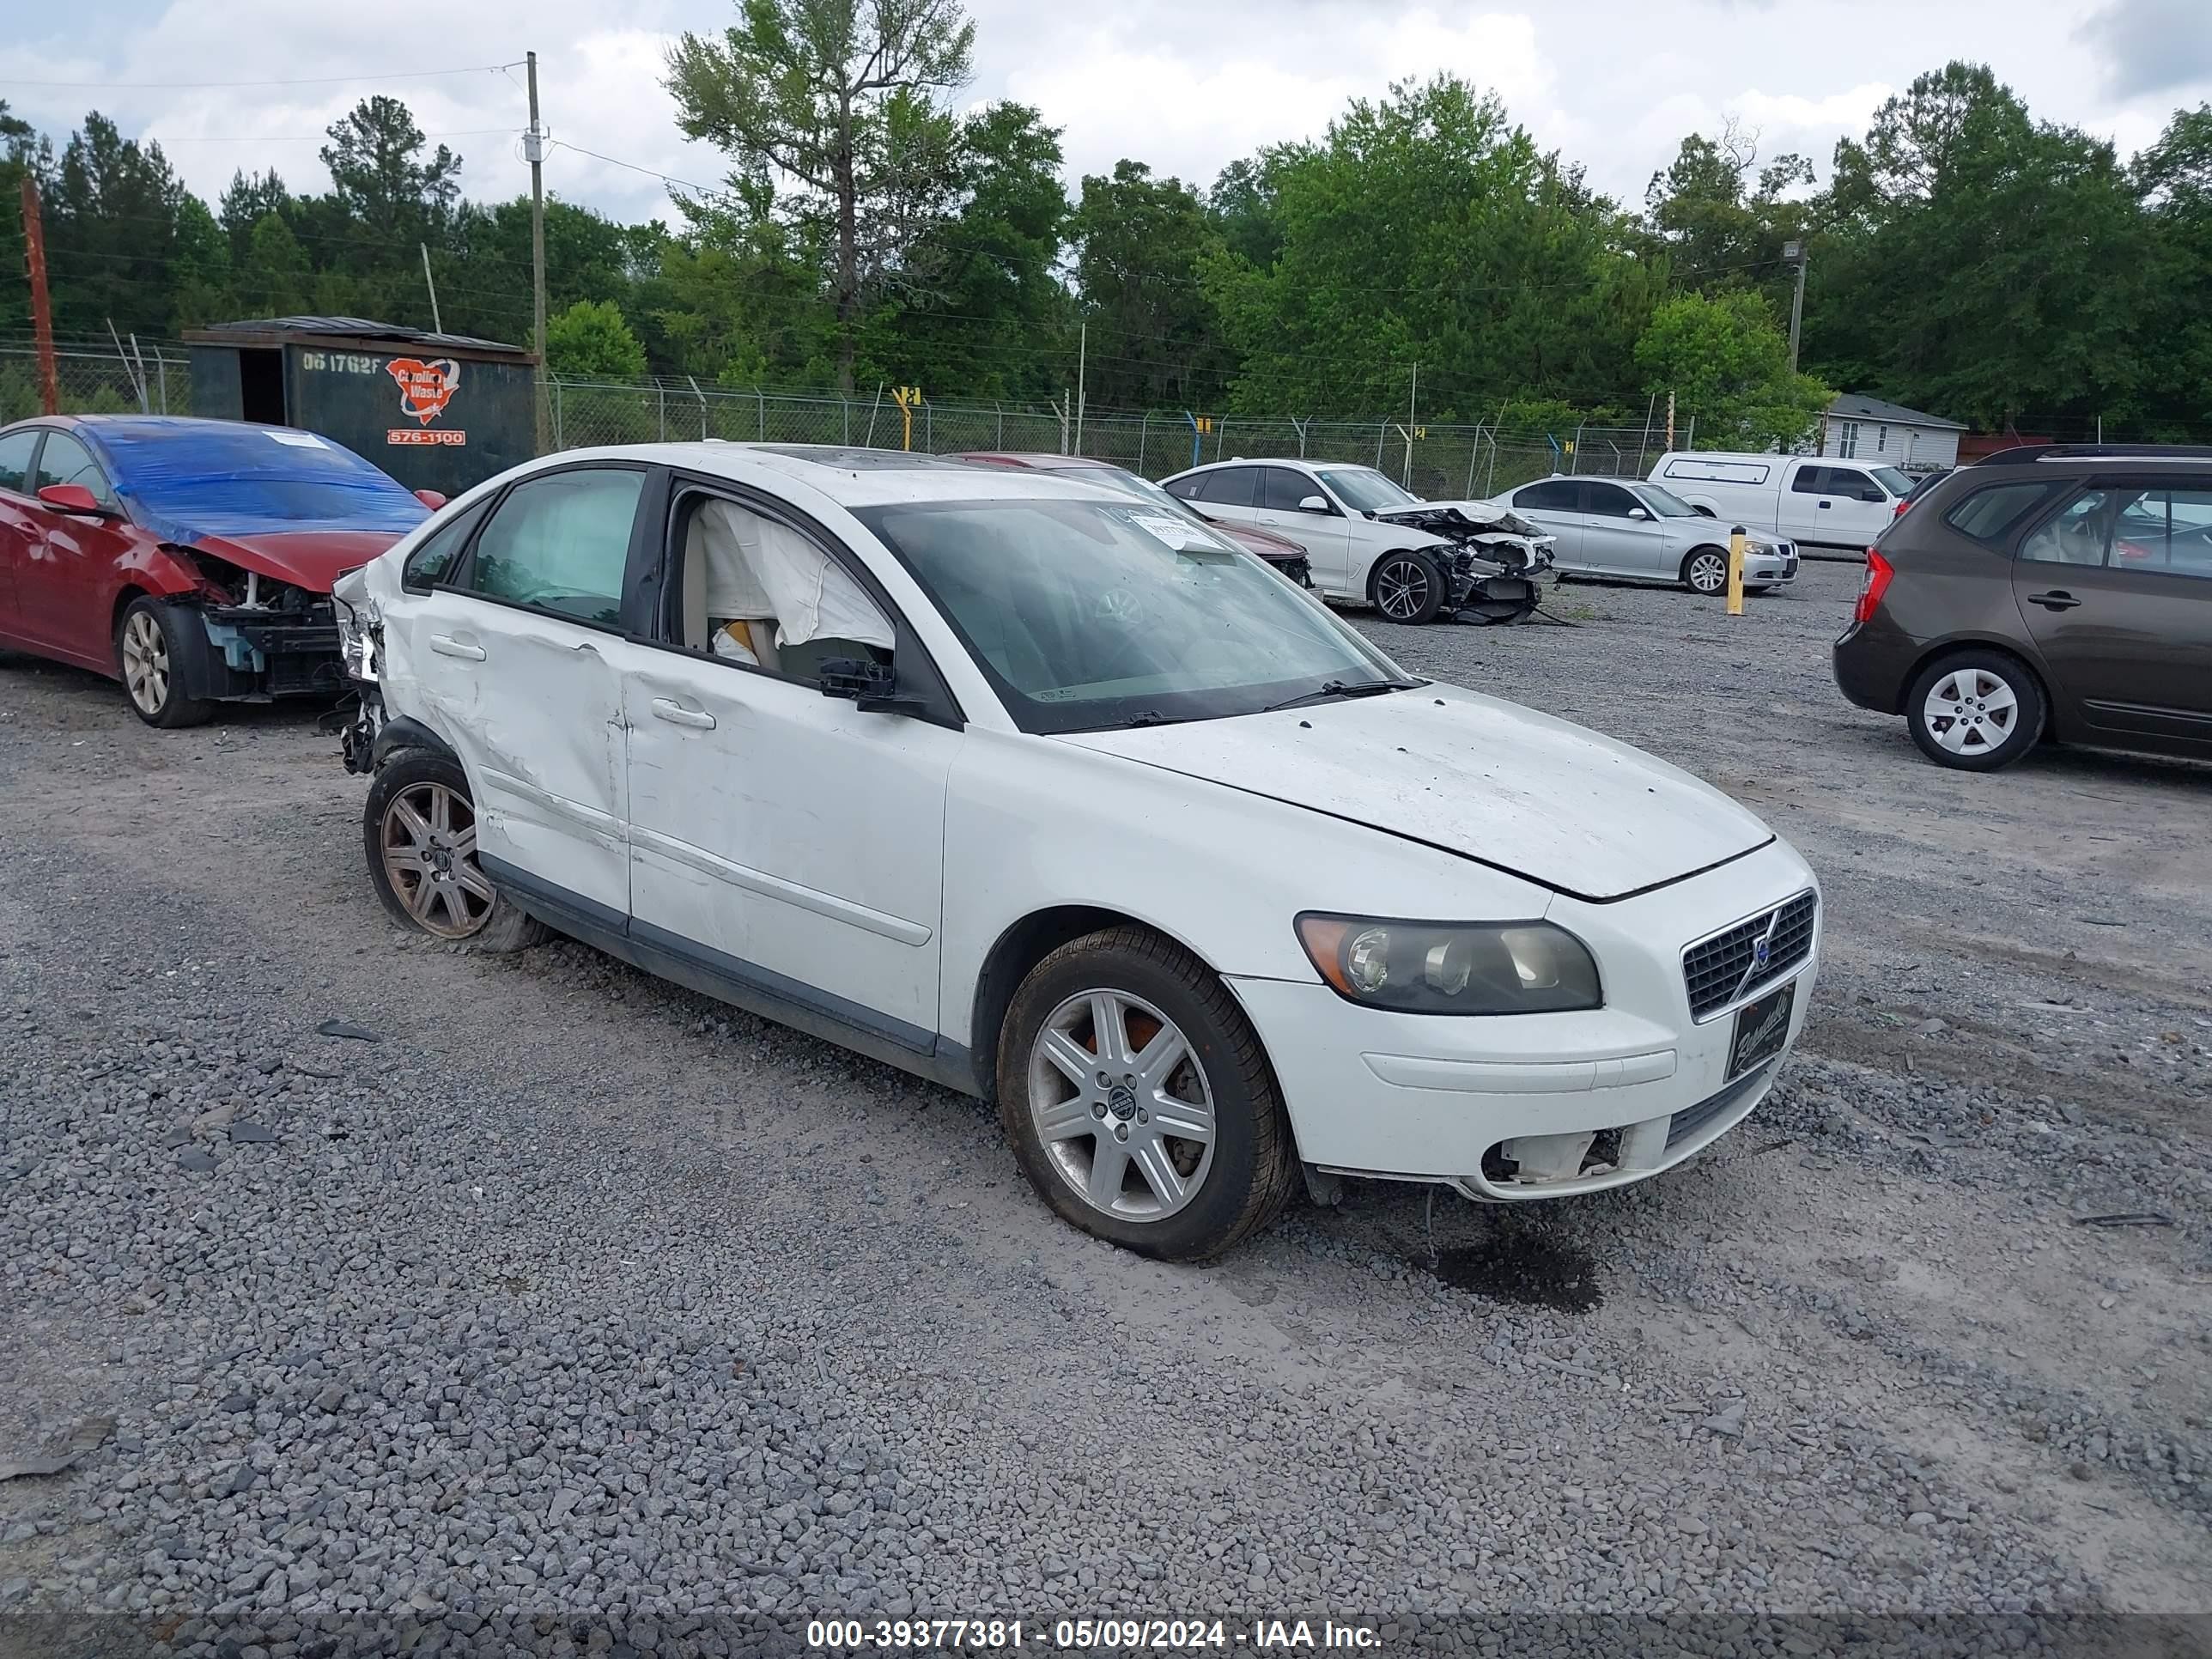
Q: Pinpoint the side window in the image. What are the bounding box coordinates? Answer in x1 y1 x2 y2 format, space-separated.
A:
1516 480 1578 512
1944 483 2055 544
1790 465 1831 495
0 429 38 495
1163 475 1205 502
32 431 117 507
1582 483 1636 518
675 493 895 687
2114 489 2212 579
402 501 489 591
1261 467 1316 512
1826 467 1880 502
1199 466 1259 508
464 467 644 627
2020 489 2119 568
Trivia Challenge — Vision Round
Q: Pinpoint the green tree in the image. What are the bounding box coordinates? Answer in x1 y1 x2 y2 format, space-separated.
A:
234 211 313 317
1200 76 1657 416
1634 290 1831 447
1071 161 1228 409
665 0 977 391
1808 62 2153 428
2134 105 2212 434
880 101 1071 398
0 102 38 339
1208 155 1284 270
319 95 463 241
1640 118 1812 305
40 112 191 341
545 298 649 379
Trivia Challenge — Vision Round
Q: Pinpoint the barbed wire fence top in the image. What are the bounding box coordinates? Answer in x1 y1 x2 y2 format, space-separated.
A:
10 340 2117 497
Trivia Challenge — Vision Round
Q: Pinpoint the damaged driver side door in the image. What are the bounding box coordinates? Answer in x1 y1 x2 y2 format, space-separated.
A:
403 463 649 923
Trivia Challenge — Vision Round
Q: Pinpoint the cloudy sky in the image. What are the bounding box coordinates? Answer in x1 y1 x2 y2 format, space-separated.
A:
7 0 2209 224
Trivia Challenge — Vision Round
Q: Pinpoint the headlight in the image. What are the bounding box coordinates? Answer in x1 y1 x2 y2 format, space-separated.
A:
1294 915 1601 1014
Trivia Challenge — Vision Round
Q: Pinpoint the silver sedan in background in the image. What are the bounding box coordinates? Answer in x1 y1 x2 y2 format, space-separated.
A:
1491 475 1800 595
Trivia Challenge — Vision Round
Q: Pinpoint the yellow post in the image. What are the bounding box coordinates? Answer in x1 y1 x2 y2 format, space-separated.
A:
1727 524 1747 616
892 386 921 451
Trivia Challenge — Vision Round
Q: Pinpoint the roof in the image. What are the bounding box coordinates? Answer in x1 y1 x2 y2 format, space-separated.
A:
952 451 1118 471
1827 392 1965 430
566 441 1143 510
187 315 527 356
67 416 428 543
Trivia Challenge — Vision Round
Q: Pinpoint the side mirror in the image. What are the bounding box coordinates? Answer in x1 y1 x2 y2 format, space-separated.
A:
415 488 448 509
37 483 106 516
817 656 922 715
1297 494 1330 514
1626 506 1650 521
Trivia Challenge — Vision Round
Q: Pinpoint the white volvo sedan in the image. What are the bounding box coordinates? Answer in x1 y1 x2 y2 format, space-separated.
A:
332 444 1820 1260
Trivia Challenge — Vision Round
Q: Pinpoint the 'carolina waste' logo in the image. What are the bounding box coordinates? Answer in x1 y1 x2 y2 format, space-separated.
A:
386 357 460 425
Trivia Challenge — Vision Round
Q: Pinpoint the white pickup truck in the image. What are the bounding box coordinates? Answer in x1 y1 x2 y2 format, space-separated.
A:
1649 452 1911 551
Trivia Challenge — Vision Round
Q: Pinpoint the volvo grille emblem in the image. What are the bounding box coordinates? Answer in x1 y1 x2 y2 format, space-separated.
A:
1753 938 1771 969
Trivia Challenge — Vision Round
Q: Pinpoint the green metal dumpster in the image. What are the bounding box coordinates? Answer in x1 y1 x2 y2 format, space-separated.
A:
184 316 537 498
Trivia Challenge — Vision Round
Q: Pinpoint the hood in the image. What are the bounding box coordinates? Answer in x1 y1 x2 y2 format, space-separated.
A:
1060 685 1772 902
192 529 409 594
1215 520 1306 561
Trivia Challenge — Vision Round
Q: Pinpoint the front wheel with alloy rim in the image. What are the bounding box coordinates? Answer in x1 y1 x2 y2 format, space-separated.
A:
362 750 547 949
1370 551 1447 623
1680 547 1730 595
997 927 1299 1260
1905 650 2045 771
117 597 213 727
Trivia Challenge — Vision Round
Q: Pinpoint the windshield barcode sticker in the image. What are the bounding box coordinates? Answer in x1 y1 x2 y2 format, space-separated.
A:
1129 513 1209 550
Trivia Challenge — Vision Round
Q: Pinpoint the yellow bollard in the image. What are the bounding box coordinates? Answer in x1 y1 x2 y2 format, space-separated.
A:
1727 525 1747 616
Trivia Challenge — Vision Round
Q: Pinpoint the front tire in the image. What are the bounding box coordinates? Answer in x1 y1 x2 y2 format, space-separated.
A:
363 750 547 949
1680 547 1729 595
1905 651 2045 771
996 927 1298 1261
1370 551 1446 623
117 597 213 728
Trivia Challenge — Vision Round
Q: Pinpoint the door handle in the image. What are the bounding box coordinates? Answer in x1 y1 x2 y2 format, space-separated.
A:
1817 500 1832 508
650 698 716 730
428 634 487 661
2027 590 2081 611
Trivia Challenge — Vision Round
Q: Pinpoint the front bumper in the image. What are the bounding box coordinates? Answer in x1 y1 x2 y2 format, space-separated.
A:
1746 543 1799 584
186 602 347 702
1227 841 1820 1197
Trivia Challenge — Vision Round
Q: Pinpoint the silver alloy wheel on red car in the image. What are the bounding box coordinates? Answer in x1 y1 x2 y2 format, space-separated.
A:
120 609 171 716
1026 988 1218 1221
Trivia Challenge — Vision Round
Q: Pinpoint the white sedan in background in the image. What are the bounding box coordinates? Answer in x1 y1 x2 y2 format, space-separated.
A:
1493 475 1801 594
335 443 1820 1260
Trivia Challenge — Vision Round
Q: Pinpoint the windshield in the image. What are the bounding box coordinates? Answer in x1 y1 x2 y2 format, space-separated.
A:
1316 467 1418 514
1871 465 1911 496
1633 484 1700 518
854 498 1411 735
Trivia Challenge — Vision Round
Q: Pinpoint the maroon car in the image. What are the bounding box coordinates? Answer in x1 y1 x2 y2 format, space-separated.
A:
0 414 437 726
953 452 1313 586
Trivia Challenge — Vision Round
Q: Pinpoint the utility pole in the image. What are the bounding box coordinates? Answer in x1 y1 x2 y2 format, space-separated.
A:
1665 391 1675 451
1783 239 1808 376
1073 320 1087 457
21 177 59 416
526 50 550 454
420 242 444 334
1407 362 1418 485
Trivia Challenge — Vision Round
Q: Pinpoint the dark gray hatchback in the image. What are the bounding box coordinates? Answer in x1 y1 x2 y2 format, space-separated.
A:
1832 445 2212 769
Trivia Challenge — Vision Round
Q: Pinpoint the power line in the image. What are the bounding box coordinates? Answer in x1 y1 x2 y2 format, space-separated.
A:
546 140 720 198
0 63 524 91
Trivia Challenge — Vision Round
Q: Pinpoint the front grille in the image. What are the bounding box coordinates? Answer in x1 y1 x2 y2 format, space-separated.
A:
1682 890 1817 1020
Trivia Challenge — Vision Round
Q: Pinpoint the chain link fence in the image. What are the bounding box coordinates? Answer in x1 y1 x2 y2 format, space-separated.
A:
0 342 1717 500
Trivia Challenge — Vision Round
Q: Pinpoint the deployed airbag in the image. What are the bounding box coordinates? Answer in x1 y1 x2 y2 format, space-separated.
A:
690 498 892 650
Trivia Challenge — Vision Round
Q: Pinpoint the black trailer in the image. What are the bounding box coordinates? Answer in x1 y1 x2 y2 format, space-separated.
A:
184 316 536 498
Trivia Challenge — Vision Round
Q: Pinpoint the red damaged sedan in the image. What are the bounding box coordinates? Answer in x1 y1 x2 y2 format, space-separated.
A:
0 415 434 726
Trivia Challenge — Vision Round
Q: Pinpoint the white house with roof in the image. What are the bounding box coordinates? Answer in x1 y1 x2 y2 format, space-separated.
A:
1821 394 1965 471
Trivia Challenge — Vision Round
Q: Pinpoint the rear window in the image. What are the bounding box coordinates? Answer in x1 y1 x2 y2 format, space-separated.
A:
1943 482 2057 544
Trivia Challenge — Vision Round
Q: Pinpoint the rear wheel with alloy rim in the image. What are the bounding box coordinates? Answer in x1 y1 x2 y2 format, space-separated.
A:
1680 547 1729 595
998 927 1298 1260
1370 551 1446 623
117 598 213 727
362 750 548 949
1905 650 2044 771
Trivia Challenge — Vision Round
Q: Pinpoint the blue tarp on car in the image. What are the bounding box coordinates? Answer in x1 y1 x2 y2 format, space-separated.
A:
72 416 430 544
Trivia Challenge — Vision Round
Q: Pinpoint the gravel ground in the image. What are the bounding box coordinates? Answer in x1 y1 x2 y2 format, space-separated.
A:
3 561 2209 1658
